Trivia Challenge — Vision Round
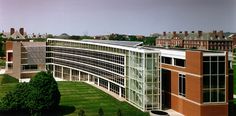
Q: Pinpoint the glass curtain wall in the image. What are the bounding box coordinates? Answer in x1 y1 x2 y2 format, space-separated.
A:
127 51 160 111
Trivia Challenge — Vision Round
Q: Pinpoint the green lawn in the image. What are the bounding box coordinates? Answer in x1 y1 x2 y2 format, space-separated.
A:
58 82 148 116
0 76 148 116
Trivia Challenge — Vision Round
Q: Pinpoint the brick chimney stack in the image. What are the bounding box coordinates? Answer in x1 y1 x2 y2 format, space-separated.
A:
198 30 202 37
184 31 188 36
173 31 177 36
10 28 15 35
163 32 166 36
19 28 24 35
213 30 217 37
218 30 224 38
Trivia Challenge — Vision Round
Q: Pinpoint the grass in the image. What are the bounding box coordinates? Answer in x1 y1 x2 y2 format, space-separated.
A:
58 81 149 116
0 74 18 84
0 76 148 116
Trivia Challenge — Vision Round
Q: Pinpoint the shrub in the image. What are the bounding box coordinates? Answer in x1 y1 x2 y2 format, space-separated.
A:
0 71 61 115
78 109 85 116
117 108 122 116
98 107 104 116
27 71 61 113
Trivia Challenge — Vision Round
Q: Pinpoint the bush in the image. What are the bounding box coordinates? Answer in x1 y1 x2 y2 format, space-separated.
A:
117 108 122 116
78 109 85 116
98 107 104 116
0 71 61 115
27 71 61 113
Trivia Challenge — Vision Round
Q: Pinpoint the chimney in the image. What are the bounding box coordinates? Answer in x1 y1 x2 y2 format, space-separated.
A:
173 31 177 36
191 31 195 33
184 31 188 36
198 30 202 37
10 28 15 35
163 32 166 36
179 31 182 34
19 28 24 35
213 30 217 37
218 30 224 38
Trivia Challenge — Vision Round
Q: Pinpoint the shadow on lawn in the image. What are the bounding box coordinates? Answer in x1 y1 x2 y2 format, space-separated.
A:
0 105 76 116
229 102 236 116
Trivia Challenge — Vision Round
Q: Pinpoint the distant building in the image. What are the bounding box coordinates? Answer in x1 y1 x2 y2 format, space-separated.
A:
5 41 46 82
156 30 236 51
2 28 27 39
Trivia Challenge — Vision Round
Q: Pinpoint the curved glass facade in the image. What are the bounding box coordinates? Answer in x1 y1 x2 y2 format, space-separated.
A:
46 39 161 111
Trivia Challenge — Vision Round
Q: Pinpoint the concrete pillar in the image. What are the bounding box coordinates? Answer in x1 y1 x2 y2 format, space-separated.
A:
61 66 63 80
98 78 100 86
69 69 72 81
78 71 81 81
119 87 122 97
108 81 110 91
53 65 55 78
172 58 174 66
88 74 90 82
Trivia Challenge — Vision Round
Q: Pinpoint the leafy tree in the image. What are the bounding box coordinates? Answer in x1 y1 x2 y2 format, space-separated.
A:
98 107 104 116
0 71 61 115
0 83 30 112
27 71 61 114
117 108 122 116
0 33 5 57
78 109 85 116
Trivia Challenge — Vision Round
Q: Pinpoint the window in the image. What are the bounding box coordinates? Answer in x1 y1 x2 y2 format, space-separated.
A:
174 58 185 67
203 56 226 102
179 74 186 97
161 56 172 64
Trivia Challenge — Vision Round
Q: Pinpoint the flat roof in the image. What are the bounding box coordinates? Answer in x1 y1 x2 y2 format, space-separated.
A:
81 39 143 47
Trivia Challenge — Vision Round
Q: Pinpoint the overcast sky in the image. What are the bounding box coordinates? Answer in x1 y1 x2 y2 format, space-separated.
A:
0 0 235 36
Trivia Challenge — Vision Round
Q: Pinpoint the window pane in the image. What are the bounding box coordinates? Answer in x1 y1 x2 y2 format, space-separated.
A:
203 90 210 102
218 56 225 61
179 77 182 94
203 57 210 61
175 59 185 67
211 56 217 61
211 90 217 102
219 75 225 88
219 89 225 102
211 76 217 88
211 62 217 74
183 78 186 96
203 62 210 74
218 62 225 74
203 76 210 88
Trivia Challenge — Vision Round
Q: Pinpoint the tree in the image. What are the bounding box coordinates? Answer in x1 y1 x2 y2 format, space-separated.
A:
98 107 104 116
117 108 122 116
78 109 85 116
0 71 61 115
27 71 61 114
0 33 5 57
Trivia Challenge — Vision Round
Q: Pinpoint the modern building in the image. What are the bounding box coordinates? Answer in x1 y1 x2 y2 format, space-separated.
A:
46 38 233 116
156 30 236 51
5 41 46 82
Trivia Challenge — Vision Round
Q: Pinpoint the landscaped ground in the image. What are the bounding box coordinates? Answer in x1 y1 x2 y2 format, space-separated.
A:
0 75 148 116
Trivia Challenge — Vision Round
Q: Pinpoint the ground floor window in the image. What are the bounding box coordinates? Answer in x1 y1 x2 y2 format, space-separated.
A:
178 74 186 97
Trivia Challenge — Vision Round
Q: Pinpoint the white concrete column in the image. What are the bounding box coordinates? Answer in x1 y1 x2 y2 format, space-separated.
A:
53 65 55 78
88 74 90 82
61 66 63 80
119 87 122 97
78 71 81 81
98 78 100 86
172 58 174 66
69 69 72 81
108 81 110 91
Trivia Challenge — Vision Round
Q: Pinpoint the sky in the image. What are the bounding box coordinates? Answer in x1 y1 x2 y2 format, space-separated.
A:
0 0 235 36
